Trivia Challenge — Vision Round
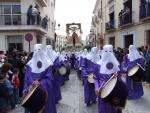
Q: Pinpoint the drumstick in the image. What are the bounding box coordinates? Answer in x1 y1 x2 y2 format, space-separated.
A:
137 63 145 71
99 81 105 90
98 74 115 95
102 74 115 88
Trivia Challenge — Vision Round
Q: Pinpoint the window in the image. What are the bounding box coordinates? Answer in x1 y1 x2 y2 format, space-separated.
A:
7 35 23 51
12 5 21 14
0 4 21 25
37 35 42 44
4 5 11 14
46 38 51 45
12 15 21 25
4 15 11 25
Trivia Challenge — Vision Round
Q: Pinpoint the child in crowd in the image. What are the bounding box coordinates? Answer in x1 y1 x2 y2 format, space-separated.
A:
4 74 15 109
0 73 8 113
0 70 16 113
12 68 20 104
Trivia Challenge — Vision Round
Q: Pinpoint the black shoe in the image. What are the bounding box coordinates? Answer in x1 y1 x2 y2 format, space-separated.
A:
11 106 15 110
92 100 96 104
86 102 90 107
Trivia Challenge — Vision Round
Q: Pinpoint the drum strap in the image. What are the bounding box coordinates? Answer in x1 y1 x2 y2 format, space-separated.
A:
102 74 115 88
137 63 145 71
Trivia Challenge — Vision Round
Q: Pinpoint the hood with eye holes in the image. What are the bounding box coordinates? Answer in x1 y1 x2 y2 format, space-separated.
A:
27 44 53 73
98 45 120 74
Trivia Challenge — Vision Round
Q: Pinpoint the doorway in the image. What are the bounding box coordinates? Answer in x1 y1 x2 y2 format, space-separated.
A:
109 37 115 47
124 34 133 48
7 35 23 51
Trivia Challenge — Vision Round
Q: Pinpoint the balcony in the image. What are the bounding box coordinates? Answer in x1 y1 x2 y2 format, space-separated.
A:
37 0 48 7
0 14 48 34
105 20 115 32
139 2 150 21
118 10 134 28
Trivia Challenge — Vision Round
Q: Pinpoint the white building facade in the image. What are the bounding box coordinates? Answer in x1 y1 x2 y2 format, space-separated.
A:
0 0 56 52
55 34 67 51
92 0 150 48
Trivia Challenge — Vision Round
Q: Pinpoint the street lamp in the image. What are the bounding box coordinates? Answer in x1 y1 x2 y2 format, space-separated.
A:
55 24 61 51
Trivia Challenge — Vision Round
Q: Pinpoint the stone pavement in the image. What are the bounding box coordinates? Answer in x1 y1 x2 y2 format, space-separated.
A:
9 71 150 113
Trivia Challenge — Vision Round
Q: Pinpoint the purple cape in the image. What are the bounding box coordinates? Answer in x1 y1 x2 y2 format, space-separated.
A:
23 65 57 113
93 63 122 113
122 56 144 100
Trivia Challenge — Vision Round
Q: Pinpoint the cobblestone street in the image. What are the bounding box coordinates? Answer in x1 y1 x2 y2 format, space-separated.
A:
9 71 150 113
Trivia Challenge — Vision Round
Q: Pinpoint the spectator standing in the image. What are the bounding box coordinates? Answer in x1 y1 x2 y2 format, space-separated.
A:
37 12 41 25
125 7 131 23
119 10 124 25
0 74 8 113
144 45 150 83
32 5 38 25
0 51 6 61
12 68 20 104
144 45 150 64
4 74 15 109
114 47 124 64
42 15 48 29
27 5 33 25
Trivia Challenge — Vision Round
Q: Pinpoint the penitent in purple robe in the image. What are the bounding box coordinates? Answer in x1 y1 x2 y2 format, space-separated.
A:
74 56 82 80
62 60 70 81
80 58 97 104
57 59 65 86
23 65 57 113
52 57 62 104
122 56 144 100
93 63 122 113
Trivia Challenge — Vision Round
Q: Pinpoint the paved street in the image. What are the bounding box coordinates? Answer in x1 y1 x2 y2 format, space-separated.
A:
9 71 150 113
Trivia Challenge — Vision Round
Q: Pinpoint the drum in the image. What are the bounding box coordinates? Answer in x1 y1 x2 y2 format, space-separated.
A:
58 66 67 76
101 77 128 108
88 73 94 83
128 65 145 82
22 85 47 113
65 62 71 76
58 62 71 76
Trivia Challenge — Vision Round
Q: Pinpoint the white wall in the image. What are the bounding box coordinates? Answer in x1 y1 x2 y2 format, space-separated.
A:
21 0 34 14
43 0 55 39
0 31 39 52
0 35 7 52
21 0 55 40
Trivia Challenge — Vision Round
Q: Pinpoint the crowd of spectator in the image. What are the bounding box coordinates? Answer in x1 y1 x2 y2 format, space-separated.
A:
27 5 48 29
114 45 150 83
0 44 150 112
0 48 28 113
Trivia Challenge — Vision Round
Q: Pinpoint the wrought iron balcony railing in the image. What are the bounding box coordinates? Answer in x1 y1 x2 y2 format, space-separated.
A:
105 20 115 31
118 10 133 27
139 2 150 20
0 13 48 31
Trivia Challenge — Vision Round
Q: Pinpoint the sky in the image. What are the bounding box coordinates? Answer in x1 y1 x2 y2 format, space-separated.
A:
54 0 96 40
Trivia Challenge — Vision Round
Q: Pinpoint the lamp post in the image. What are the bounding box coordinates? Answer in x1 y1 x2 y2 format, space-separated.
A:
54 23 61 51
